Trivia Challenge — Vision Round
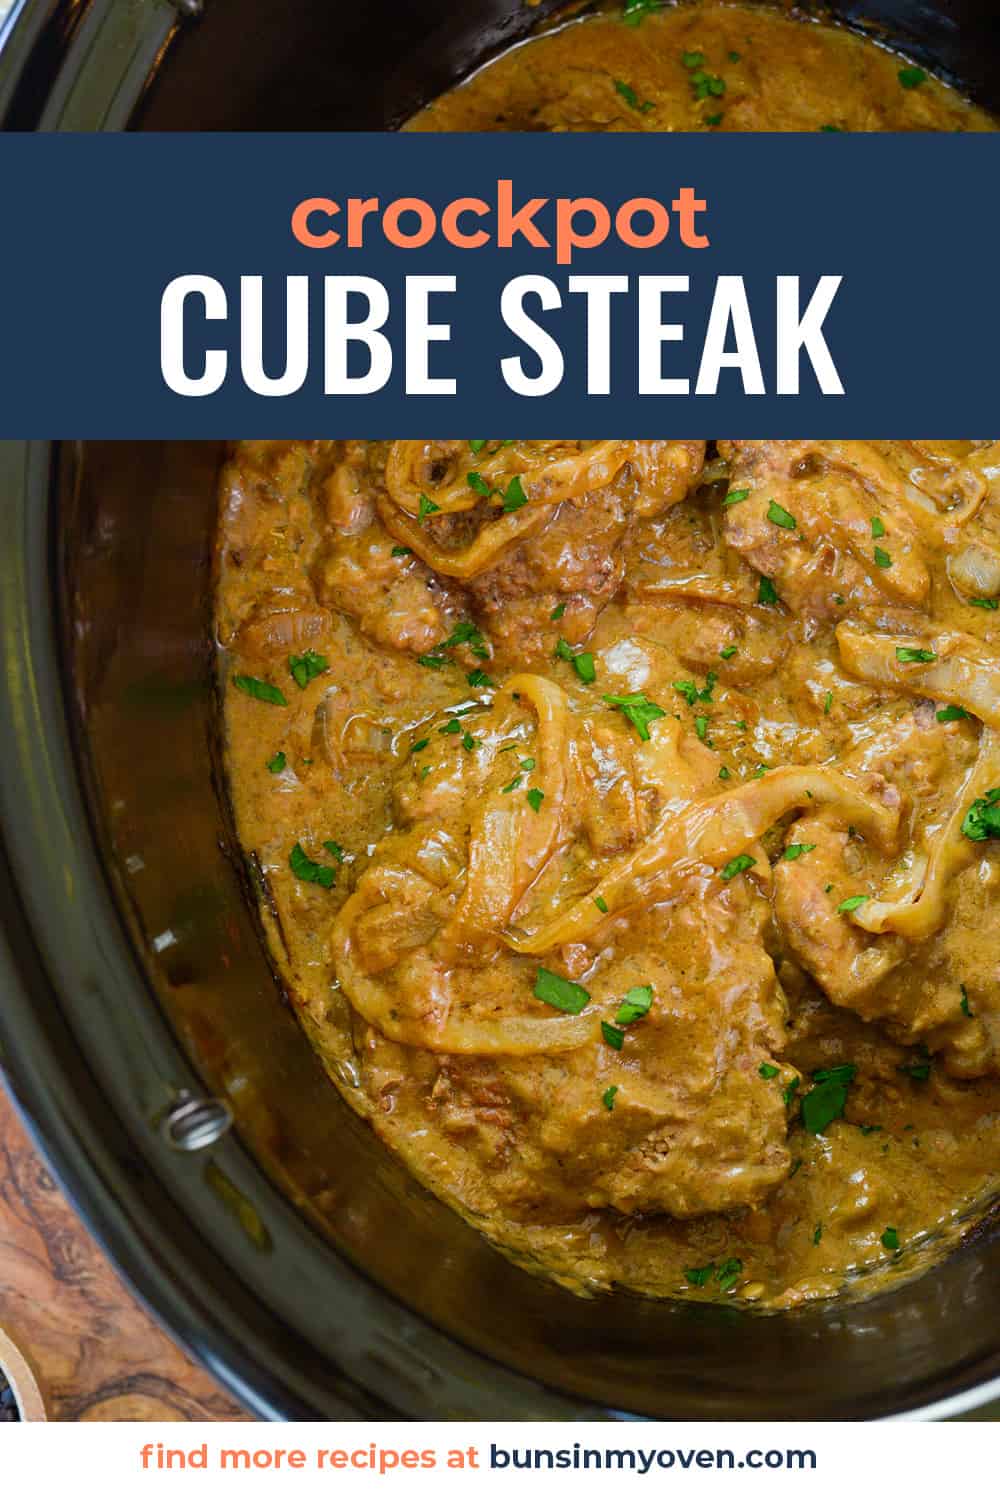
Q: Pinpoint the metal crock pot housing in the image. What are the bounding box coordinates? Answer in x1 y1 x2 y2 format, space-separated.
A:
2 0 1000 1422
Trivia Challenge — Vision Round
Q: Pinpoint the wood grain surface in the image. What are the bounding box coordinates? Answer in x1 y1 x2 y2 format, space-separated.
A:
0 1082 248 1422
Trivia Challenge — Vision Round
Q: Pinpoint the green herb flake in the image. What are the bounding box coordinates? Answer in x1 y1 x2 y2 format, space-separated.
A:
602 1085 619 1111
783 1076 801 1108
898 65 927 89
813 1223 823 1246
767 499 797 530
757 575 780 606
417 653 447 670
801 1063 857 1134
681 50 705 69
603 691 667 741
418 492 440 523
970 597 999 610
410 738 430 755
936 704 969 722
881 1227 900 1251
468 439 487 454
896 646 937 664
550 601 567 621
323 840 345 864
868 516 885 539
616 984 653 1026
466 470 492 498
705 112 723 126
728 49 741 62
526 787 545 812
391 545 412 558
873 547 893 569
534 966 590 1015
467 668 493 688
960 983 974 1018
716 1257 742 1292
823 690 834 715
501 775 523 794
289 842 337 890
961 787 1000 841
838 894 868 913
439 718 461 735
758 1063 780 1080
723 488 750 507
622 0 660 24
673 679 699 707
594 895 609 914
266 751 287 774
502 474 529 513
614 78 654 112
572 652 596 684
233 674 287 707
684 1263 714 1287
461 731 477 752
695 714 709 741
289 650 328 690
719 645 738 661
601 1021 626 1051
718 766 731 780
783 842 817 861
719 853 756 882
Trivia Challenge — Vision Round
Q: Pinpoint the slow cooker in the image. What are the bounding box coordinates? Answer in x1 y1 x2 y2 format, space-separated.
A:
1 0 1000 1420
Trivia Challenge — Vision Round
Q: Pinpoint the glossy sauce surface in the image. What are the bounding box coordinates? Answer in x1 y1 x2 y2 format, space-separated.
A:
218 6 997 1309
218 438 1000 1307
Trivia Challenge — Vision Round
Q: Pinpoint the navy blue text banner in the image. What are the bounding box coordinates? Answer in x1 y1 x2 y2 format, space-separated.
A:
0 132 996 436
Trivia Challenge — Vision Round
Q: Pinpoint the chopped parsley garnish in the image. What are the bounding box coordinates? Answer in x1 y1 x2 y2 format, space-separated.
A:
783 1076 801 1108
266 750 287 773
439 620 487 654
410 737 429 754
720 645 737 660
838 894 868 913
960 984 974 1017
896 646 936 664
673 679 699 706
534 966 590 1014
705 112 723 127
873 547 892 569
767 499 797 529
749 764 768 779
819 124 843 132
622 0 661 25
614 78 654 112
234 674 287 706
417 492 440 522
684 1263 714 1287
823 690 833 715
556 638 596 683
526 787 545 812
681 50 705 69
602 1085 619 1111
728 50 741 62
719 853 756 882
723 488 749 506
468 440 487 454
391 545 412 558
871 517 886 538
813 1223 823 1246
757 575 780 606
616 984 653 1026
936 704 969 722
520 756 536 771
961 786 1000 841
783 842 817 861
594 895 609 914
501 474 529 512
881 1227 900 1251
718 766 731 780
550 602 567 621
970 596 999 609
461 732 477 752
467 668 493 688
289 650 328 690
439 718 461 735
695 715 709 741
466 470 492 497
501 775 523 794
898 65 927 89
601 1021 626 1050
716 1257 742 1292
417 653 447 670
801 1063 856 1135
289 842 337 889
323 840 345 863
603 691 666 741
900 1056 931 1082
758 1063 780 1080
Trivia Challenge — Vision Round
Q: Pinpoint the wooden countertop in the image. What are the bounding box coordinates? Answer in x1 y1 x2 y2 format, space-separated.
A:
0 1082 248 1421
